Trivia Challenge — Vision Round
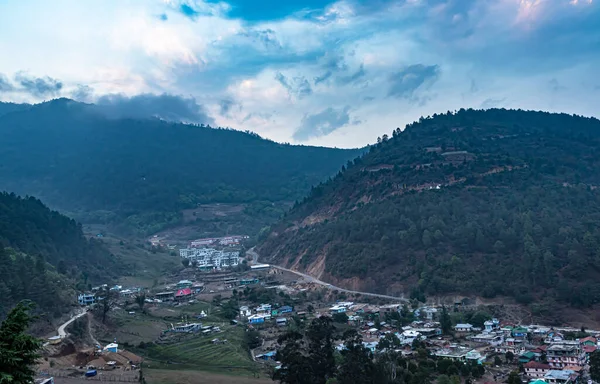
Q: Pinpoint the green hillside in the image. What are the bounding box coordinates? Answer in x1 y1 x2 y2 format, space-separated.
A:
0 99 362 235
0 192 115 316
258 109 600 308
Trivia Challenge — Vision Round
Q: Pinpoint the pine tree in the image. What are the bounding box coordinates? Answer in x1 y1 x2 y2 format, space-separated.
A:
0 301 42 383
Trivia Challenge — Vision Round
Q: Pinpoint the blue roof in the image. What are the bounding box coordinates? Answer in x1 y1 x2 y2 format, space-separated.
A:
264 351 277 357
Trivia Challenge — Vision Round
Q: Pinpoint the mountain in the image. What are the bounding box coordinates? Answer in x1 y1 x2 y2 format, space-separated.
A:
0 192 115 316
258 109 600 308
0 99 363 235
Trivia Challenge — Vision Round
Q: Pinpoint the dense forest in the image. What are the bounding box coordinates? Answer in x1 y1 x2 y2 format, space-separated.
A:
0 99 362 235
258 109 600 308
0 192 115 317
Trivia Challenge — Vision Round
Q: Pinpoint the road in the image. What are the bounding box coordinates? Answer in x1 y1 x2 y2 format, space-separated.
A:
57 308 89 338
246 248 407 303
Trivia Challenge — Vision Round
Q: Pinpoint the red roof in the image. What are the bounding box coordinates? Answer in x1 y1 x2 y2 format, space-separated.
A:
583 345 597 353
581 336 597 343
175 288 192 297
524 361 551 370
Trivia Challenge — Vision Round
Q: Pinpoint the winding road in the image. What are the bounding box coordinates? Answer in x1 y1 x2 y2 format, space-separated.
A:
247 248 408 303
57 308 89 338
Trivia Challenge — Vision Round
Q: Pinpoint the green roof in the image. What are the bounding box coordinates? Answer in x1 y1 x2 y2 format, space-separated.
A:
530 380 546 384
521 351 536 359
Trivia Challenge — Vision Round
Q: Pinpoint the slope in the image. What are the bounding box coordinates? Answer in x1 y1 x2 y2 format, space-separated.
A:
258 109 600 308
0 99 362 235
0 192 115 316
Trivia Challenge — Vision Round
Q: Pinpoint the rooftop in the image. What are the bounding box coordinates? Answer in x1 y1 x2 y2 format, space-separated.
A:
544 370 576 381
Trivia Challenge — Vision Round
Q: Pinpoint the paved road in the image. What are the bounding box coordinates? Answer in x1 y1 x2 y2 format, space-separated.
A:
247 248 407 303
57 308 89 338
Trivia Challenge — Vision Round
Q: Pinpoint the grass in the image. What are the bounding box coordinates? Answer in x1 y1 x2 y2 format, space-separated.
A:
143 324 258 375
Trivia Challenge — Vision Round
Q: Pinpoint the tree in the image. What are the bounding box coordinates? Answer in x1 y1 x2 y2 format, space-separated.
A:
505 351 514 363
332 312 348 323
507 370 521 384
273 331 312 384
337 330 377 384
306 317 337 384
181 258 190 268
221 298 239 320
135 293 146 312
440 306 452 335
96 287 116 324
494 356 503 366
590 350 600 382
0 301 42 384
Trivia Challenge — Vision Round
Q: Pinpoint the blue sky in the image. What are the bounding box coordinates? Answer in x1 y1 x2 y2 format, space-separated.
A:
0 0 598 147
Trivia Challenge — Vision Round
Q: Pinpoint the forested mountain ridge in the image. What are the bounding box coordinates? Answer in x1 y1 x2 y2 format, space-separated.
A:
0 192 115 316
0 99 363 235
258 109 600 308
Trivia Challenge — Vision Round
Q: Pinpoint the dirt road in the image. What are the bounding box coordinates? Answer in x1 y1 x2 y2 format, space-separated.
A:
247 248 407 303
57 308 88 338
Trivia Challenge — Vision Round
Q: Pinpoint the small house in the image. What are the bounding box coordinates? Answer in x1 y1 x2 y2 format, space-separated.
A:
329 305 346 314
524 361 552 378
175 288 192 301
155 291 174 301
279 305 293 314
177 280 193 289
248 315 265 324
519 351 537 364
580 336 597 346
78 293 96 306
512 326 528 338
276 318 287 326
544 370 578 384
455 323 474 333
103 343 118 353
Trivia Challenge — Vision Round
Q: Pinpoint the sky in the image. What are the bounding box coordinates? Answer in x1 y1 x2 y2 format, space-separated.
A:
0 0 598 148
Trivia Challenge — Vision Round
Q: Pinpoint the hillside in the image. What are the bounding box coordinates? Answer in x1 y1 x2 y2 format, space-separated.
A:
0 192 115 316
258 109 600 308
0 99 362 235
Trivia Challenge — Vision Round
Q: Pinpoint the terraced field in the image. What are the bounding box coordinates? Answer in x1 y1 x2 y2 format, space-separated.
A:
143 324 259 376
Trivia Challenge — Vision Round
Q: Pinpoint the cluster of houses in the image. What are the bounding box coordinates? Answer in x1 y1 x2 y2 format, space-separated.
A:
241 303 294 325
77 285 143 306
190 235 248 247
179 247 240 269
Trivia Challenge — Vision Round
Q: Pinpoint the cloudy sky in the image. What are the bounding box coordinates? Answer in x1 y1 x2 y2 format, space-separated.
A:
0 0 598 147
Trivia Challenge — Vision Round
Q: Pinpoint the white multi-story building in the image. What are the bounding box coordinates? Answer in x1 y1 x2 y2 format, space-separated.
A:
179 247 239 268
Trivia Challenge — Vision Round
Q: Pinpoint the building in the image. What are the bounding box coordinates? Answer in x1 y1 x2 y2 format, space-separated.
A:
248 314 266 324
580 336 597 346
240 278 259 285
524 361 552 378
544 370 578 384
278 305 293 314
179 248 239 268
455 324 474 333
172 323 201 333
512 326 528 338
547 342 585 369
175 288 193 302
78 293 96 306
398 330 421 345
177 280 193 289
470 332 504 346
519 351 537 364
155 291 174 301
329 305 347 314
276 318 288 326
484 318 500 332
103 343 118 353
379 304 401 317
250 264 270 270
433 346 473 361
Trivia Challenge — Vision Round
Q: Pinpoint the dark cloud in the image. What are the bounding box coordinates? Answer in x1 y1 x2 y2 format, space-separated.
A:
480 98 507 109
219 98 242 117
180 3 199 20
387 64 440 100
71 84 94 102
94 93 214 125
293 106 350 141
275 72 312 99
0 73 14 92
14 72 63 97
237 28 281 50
336 64 366 86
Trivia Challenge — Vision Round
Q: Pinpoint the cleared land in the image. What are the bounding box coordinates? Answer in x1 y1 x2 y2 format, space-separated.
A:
145 369 272 384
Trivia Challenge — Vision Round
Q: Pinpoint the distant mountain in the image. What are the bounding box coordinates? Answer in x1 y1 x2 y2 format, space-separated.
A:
0 101 30 117
0 192 114 316
258 109 600 308
0 99 363 235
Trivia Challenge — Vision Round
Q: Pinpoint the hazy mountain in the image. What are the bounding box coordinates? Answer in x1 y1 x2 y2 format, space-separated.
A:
0 99 363 235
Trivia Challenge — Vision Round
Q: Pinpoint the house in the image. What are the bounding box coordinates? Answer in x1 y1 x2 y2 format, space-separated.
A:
256 304 272 315
155 291 174 301
524 361 552 378
399 330 421 345
579 336 597 346
582 345 596 357
329 305 347 314
175 288 192 301
177 280 193 289
240 306 251 317
512 327 528 338
362 341 379 352
455 324 474 333
379 304 401 317
103 343 118 353
248 314 266 324
78 293 96 306
544 370 578 384
470 332 504 346
256 351 277 361
279 305 293 314
484 318 500 332
519 351 537 364
240 278 259 285
465 350 486 365
276 318 287 326
433 346 473 362
547 342 585 369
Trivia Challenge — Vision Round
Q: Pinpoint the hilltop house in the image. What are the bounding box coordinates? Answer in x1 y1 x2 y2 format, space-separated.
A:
78 293 96 306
